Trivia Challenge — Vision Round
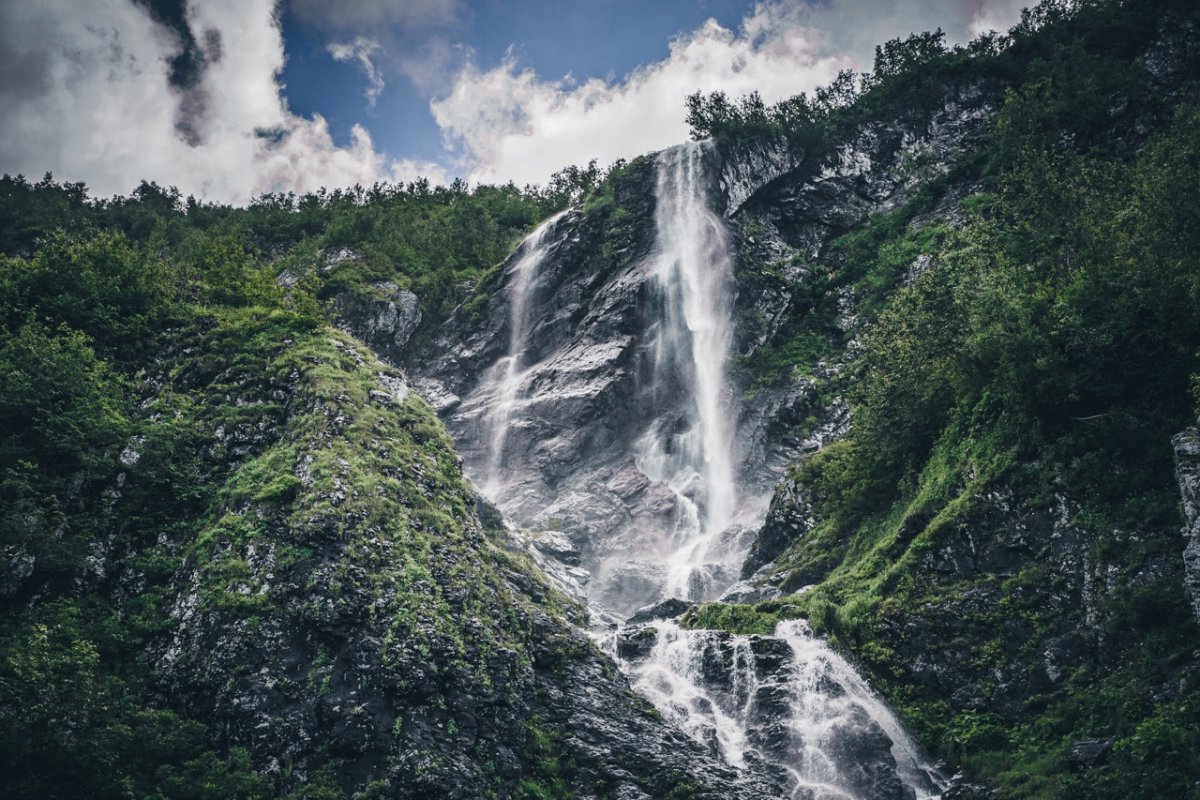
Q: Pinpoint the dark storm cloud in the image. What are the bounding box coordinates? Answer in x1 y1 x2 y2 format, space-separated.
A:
0 41 54 102
132 0 205 88
254 126 291 148
131 0 223 146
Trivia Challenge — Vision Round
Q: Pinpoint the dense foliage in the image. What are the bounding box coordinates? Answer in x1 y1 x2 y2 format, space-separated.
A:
687 0 1189 158
0 154 616 796
0 161 622 328
776 95 1200 796
702 1 1200 797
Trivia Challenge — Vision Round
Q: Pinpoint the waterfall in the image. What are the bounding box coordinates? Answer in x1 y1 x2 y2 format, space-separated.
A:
482 210 567 497
609 620 945 800
604 143 945 798
473 142 941 798
637 142 741 602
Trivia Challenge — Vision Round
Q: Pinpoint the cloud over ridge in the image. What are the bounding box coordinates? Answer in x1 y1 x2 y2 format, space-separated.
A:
0 0 1028 203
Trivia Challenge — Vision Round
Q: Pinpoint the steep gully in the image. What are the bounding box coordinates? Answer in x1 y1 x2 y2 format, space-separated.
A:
469 142 944 800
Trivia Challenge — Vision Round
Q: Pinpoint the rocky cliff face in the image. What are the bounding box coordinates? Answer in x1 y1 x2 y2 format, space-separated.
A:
333 280 423 359
67 315 767 799
398 79 997 621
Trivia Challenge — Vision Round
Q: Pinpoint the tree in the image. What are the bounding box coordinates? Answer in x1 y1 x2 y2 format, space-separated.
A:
873 29 948 79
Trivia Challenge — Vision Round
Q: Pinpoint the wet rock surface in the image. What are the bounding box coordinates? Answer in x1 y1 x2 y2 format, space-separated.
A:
1174 426 1200 623
611 620 941 800
743 474 817 578
626 597 695 625
126 326 769 800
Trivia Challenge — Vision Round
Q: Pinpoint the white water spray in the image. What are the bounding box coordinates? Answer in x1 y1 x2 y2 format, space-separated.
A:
637 142 741 601
610 620 945 799
472 143 941 798
483 211 567 497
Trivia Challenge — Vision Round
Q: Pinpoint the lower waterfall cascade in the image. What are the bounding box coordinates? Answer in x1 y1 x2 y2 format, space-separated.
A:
475 142 946 799
605 620 945 799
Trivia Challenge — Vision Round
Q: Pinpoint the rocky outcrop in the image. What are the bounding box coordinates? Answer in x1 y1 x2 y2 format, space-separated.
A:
742 474 816 579
333 280 422 360
1173 427 1200 623
728 80 996 258
141 322 766 799
1069 737 1115 770
872 491 1115 717
626 597 695 625
716 138 804 217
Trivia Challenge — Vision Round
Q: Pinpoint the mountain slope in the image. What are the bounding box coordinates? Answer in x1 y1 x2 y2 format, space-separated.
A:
681 2 1200 797
0 237 762 799
4 0 1200 798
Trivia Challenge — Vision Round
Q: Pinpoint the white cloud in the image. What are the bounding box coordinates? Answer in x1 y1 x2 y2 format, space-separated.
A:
0 0 445 204
329 36 386 108
431 12 849 186
293 0 465 95
966 0 1031 38
430 0 1031 186
0 0 1030 202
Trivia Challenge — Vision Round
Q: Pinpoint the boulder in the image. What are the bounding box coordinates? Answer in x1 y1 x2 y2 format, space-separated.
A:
1069 737 1115 770
626 598 695 625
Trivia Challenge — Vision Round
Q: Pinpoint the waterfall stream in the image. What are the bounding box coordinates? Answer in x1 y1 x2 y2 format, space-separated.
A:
636 142 743 602
475 143 944 798
481 210 568 497
606 619 943 800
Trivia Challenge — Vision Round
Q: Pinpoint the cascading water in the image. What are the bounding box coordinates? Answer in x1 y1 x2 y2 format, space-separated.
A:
481 210 567 497
608 620 945 800
637 142 742 602
473 143 943 798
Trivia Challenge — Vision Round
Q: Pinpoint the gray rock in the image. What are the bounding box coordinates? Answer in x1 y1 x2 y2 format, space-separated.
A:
275 268 300 288
0 544 35 597
743 475 816 578
530 529 582 566
1069 737 1115 770
334 282 422 359
717 138 804 216
942 775 997 799
616 626 660 660
626 598 695 625
1173 427 1200 623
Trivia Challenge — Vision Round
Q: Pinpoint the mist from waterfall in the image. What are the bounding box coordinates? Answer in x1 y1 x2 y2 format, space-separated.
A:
637 142 741 601
471 143 940 798
605 143 944 798
609 620 946 800
482 210 566 497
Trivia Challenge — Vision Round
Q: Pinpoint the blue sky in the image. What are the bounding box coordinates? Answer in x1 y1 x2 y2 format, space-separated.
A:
0 0 1028 202
279 0 759 168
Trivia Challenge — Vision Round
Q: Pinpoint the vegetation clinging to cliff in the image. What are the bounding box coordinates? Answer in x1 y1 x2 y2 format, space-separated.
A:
714 0 1200 796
